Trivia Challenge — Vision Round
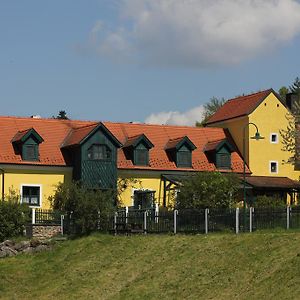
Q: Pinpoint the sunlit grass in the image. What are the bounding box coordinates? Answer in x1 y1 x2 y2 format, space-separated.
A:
1 232 300 299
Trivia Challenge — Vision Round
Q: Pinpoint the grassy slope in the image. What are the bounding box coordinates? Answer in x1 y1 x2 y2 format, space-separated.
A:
1 232 300 300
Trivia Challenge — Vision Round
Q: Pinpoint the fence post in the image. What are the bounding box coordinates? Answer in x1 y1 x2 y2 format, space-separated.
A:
32 208 36 225
114 212 117 235
155 203 159 224
125 206 128 224
287 206 290 230
235 208 239 234
144 211 148 234
205 208 209 234
97 210 101 230
61 215 64 235
173 210 178 234
249 207 253 233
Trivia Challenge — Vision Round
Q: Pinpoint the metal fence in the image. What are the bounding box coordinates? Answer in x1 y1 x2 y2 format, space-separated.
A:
32 206 300 235
32 209 62 225
111 206 300 235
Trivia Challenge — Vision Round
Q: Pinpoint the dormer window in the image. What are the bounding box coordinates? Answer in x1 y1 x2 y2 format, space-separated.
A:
123 134 154 166
11 128 44 162
204 139 234 170
23 144 38 161
87 144 111 160
165 136 196 168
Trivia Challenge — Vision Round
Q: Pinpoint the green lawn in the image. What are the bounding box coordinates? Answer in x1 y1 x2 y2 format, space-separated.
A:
1 232 300 299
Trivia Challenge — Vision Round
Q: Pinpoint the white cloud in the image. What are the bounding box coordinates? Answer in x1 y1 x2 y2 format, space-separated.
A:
87 0 300 68
145 105 205 126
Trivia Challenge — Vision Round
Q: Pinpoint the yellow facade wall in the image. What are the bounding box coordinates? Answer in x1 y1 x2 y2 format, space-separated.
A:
117 171 175 208
0 167 72 209
208 92 300 181
249 93 300 180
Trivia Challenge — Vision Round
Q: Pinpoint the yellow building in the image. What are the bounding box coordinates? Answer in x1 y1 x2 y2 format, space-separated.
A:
206 89 300 203
0 116 247 209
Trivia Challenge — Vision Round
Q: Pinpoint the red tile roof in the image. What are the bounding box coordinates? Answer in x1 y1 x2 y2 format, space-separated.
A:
203 139 226 152
11 128 33 143
244 176 300 189
206 89 274 125
0 116 248 173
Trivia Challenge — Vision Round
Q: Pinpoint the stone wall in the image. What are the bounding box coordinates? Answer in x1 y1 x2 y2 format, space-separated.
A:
26 225 62 239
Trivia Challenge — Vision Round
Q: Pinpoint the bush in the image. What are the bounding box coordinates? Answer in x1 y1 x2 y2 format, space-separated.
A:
49 182 116 235
0 190 30 242
254 195 286 208
177 172 239 209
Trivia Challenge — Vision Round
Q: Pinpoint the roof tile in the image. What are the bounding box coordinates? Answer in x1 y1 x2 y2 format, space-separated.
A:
206 89 273 124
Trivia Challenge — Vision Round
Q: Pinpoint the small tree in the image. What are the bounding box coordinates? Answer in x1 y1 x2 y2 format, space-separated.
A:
0 189 30 242
176 172 239 209
196 97 226 126
53 110 69 120
49 182 115 235
278 86 289 102
289 77 300 95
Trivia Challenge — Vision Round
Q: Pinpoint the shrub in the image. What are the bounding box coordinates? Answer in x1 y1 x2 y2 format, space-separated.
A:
254 195 286 208
177 172 239 209
49 182 116 235
0 190 30 242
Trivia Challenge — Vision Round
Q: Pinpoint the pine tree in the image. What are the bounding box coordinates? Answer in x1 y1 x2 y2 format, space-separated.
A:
289 77 300 95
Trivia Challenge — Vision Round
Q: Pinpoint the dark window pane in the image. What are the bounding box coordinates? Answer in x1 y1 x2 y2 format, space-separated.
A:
177 150 192 167
88 144 111 160
135 149 148 165
217 153 231 169
271 162 277 173
22 186 40 206
134 191 155 209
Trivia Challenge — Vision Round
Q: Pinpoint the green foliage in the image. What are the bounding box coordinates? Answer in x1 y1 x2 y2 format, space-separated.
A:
49 182 115 235
278 86 289 102
177 172 239 209
0 189 30 242
254 195 286 208
53 110 69 120
196 96 226 126
289 77 300 95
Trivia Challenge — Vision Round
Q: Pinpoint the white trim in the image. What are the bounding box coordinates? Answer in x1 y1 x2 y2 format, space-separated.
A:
20 184 42 208
270 133 279 144
269 161 278 174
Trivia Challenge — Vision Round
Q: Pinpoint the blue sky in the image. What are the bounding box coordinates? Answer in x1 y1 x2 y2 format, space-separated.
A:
1 0 300 125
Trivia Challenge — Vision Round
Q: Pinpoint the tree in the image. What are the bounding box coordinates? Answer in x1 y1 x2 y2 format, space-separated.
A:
289 77 300 95
280 77 300 165
176 172 239 209
278 86 289 102
49 182 115 235
196 97 226 126
54 110 69 120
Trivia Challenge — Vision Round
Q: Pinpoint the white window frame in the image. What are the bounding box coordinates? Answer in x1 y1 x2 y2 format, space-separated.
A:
20 184 42 208
269 161 278 174
270 133 279 144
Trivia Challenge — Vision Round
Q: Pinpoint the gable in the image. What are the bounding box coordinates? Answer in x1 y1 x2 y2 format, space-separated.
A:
205 89 275 125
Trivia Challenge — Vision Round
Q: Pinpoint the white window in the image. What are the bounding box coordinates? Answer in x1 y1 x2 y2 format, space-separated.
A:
21 184 42 207
270 133 278 144
270 161 278 174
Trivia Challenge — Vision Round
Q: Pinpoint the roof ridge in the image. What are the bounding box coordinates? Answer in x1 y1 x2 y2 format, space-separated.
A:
226 89 272 103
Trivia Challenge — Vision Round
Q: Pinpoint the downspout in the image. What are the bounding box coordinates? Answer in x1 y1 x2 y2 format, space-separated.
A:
0 168 4 201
